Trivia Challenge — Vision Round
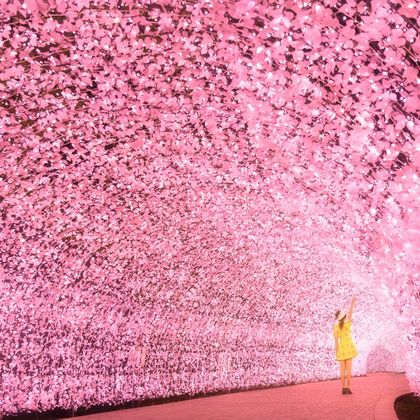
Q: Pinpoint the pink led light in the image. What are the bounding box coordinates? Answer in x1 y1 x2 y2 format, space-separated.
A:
0 0 419 415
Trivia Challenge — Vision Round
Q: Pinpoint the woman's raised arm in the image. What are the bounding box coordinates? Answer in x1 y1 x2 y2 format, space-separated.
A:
348 296 356 323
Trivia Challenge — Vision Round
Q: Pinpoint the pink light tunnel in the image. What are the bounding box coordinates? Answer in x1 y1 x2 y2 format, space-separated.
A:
0 0 419 415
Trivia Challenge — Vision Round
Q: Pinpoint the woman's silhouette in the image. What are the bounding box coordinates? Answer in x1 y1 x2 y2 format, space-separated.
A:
333 296 358 394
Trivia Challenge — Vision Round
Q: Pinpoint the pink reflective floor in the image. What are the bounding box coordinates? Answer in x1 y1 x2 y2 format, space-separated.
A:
76 372 409 420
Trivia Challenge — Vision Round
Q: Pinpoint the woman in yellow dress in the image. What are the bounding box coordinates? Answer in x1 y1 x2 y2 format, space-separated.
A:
333 296 358 395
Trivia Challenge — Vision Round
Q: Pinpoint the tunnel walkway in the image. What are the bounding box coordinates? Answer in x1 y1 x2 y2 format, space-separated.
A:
73 372 409 420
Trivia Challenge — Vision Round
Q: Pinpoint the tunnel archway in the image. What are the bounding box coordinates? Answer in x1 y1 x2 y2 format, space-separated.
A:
0 0 418 415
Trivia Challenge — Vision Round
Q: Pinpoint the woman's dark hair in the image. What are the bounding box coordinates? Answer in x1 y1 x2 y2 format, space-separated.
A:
335 310 346 329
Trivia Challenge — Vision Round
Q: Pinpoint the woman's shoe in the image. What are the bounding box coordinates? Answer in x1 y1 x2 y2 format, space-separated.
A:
346 388 353 394
342 388 348 394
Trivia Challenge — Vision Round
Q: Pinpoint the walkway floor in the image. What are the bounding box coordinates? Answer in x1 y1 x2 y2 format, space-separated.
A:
76 372 410 420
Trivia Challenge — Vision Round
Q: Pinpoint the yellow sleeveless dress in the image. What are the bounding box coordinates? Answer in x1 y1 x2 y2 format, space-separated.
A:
333 319 358 361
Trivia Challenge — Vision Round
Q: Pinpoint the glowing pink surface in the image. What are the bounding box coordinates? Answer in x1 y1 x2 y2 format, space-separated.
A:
0 0 419 415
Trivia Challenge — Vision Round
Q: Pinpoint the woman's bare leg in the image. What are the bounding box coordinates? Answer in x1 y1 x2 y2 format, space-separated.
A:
339 360 346 388
345 358 353 388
